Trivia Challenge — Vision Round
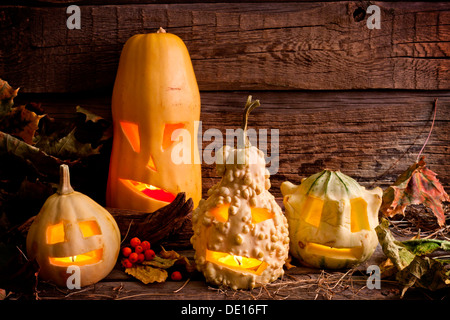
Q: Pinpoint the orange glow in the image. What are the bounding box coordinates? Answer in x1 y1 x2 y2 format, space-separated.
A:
350 198 370 232
120 121 140 153
147 155 157 171
301 195 324 228
206 249 267 275
304 243 363 260
162 123 185 150
47 221 101 245
251 207 274 224
49 248 103 267
209 205 274 224
47 222 65 244
78 220 101 238
209 204 229 222
120 178 176 203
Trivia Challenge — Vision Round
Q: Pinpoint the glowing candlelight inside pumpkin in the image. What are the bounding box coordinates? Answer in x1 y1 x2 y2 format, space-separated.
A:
119 178 176 203
205 249 268 275
45 219 105 267
49 249 103 267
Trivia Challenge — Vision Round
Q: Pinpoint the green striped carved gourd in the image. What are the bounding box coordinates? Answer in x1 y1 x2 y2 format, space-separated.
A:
281 170 382 269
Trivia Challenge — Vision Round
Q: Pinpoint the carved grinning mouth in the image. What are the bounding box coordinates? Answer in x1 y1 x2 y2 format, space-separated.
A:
120 178 176 203
303 242 364 260
49 248 103 267
205 249 268 275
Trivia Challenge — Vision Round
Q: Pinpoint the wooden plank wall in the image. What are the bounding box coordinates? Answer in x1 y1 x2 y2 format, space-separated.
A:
2 2 450 92
0 1 449 203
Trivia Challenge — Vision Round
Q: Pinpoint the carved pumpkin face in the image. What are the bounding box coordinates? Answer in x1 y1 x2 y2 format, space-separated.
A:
192 98 289 289
191 143 289 290
106 29 201 212
27 165 121 287
281 170 382 269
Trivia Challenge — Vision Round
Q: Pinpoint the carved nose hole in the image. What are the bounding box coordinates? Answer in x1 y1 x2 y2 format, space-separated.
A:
147 155 157 171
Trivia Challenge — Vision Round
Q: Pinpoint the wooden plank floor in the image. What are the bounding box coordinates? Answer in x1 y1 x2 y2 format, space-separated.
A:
33 246 448 300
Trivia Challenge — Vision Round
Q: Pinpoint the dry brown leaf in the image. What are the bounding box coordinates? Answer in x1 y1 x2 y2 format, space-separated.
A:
0 79 19 113
159 247 196 273
143 256 177 269
125 265 168 284
8 105 46 144
380 157 449 226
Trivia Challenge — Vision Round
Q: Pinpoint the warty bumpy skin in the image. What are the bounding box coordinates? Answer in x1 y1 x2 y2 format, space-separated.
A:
191 145 290 290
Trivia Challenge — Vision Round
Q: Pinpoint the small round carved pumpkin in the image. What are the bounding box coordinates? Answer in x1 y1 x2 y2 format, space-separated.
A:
27 165 121 287
191 97 290 290
281 170 382 269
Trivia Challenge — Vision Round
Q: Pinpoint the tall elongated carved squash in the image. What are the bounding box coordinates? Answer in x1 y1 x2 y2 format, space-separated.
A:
107 28 202 212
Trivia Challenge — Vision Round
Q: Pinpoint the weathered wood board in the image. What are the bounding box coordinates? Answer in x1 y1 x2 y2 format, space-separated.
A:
1 1 449 92
15 90 450 201
32 247 449 300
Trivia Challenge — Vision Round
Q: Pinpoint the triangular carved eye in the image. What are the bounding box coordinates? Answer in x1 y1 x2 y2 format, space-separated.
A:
120 121 140 153
163 123 185 150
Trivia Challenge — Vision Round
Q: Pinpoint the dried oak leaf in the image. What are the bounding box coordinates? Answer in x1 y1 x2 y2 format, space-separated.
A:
376 218 450 297
7 104 46 145
38 128 101 159
125 265 168 284
375 218 416 271
34 106 111 159
143 256 177 269
0 79 46 145
380 157 449 226
0 131 66 177
0 79 19 114
159 246 196 273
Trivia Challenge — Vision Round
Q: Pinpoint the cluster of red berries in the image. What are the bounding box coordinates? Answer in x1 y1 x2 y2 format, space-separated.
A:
120 236 183 281
121 237 155 268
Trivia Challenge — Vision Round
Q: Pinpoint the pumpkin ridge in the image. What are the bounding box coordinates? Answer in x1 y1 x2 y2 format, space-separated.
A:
306 170 327 195
333 171 350 195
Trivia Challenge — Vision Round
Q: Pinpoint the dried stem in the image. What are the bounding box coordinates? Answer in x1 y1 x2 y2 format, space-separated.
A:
417 98 438 162
57 164 74 195
241 95 260 148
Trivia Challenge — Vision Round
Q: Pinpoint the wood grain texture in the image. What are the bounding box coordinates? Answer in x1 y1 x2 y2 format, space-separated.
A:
14 90 450 202
32 247 449 300
1 2 449 92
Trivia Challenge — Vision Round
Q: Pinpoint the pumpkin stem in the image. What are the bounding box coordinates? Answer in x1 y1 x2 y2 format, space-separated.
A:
157 27 167 34
241 95 260 148
57 164 74 195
